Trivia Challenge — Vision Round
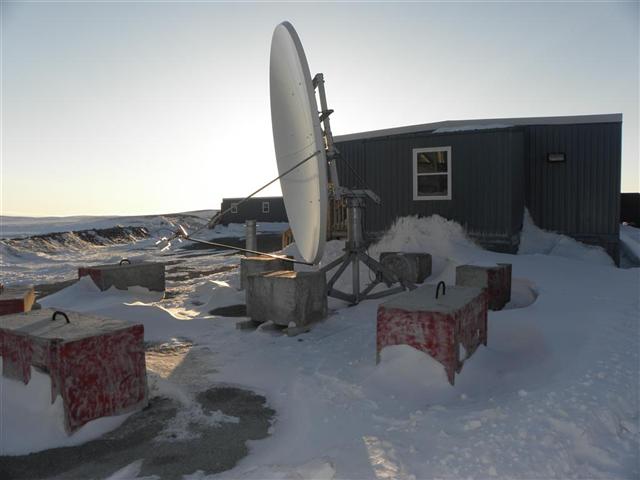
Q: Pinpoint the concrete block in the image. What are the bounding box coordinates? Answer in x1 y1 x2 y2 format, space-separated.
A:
455 263 512 310
78 260 165 292
246 270 327 327
240 256 294 290
0 308 148 433
0 285 36 316
379 252 432 284
377 283 488 385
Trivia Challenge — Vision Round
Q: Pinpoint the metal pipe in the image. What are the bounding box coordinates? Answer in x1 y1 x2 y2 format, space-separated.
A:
245 220 257 255
315 73 334 154
352 255 360 303
346 197 365 249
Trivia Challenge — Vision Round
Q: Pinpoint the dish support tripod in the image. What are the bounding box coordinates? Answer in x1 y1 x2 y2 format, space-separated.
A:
313 73 416 304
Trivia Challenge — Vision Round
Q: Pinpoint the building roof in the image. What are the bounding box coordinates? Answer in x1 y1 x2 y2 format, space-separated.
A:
333 113 623 143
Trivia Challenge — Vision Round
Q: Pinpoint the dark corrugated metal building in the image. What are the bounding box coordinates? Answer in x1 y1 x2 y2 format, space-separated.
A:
220 196 288 225
334 114 622 262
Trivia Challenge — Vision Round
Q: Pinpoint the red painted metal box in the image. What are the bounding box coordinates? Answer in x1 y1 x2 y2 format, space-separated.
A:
0 308 148 433
376 284 488 385
0 285 36 316
456 263 512 310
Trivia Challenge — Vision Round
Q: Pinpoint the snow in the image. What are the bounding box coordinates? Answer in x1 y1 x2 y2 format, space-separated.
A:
0 359 133 456
155 402 238 442
362 345 453 408
1 213 638 479
620 223 640 262
104 460 159 480
207 458 335 480
519 209 614 266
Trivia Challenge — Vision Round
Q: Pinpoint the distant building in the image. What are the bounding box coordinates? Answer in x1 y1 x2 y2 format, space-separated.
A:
334 114 622 263
219 196 288 225
621 193 639 227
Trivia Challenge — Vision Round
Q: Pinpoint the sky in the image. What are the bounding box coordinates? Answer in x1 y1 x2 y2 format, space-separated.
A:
1 1 638 217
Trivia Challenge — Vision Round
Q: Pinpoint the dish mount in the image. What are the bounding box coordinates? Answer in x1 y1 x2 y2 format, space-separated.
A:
173 22 414 304
312 73 416 303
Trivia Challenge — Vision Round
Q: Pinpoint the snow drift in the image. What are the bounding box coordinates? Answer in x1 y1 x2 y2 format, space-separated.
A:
519 209 614 266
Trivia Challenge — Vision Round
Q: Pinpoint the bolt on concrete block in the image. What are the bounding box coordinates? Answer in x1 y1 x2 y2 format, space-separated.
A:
246 270 327 327
240 256 294 290
379 252 432 284
78 261 165 292
455 263 512 310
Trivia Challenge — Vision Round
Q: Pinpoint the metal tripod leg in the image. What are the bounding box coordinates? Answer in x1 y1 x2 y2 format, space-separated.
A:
321 249 416 304
358 252 417 292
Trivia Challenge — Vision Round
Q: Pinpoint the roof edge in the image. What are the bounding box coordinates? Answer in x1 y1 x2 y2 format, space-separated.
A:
334 113 623 142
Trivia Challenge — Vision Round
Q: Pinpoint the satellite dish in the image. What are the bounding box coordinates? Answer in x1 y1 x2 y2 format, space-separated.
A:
270 21 327 264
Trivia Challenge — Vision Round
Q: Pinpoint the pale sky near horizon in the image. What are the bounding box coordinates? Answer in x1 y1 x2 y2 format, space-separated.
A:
2 1 638 217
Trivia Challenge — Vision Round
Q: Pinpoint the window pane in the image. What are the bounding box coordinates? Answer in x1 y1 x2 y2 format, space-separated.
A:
417 150 448 174
417 174 448 197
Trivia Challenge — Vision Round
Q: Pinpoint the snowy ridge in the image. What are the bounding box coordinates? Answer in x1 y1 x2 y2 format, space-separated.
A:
1 225 150 253
0 211 215 239
0 213 212 286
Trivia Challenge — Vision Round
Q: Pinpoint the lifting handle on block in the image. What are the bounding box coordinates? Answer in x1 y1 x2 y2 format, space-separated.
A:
436 281 446 299
119 258 131 266
52 311 70 324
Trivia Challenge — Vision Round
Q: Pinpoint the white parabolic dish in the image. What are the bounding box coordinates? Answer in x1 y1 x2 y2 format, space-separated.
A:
270 21 327 264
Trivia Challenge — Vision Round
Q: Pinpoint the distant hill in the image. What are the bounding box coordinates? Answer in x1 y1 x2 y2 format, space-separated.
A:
0 210 217 239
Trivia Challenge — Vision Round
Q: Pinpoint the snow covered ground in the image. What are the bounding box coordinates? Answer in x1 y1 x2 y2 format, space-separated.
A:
0 212 287 287
1 214 638 479
620 223 640 264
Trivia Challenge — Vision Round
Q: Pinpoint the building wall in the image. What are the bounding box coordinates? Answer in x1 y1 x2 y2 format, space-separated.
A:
335 121 622 261
220 197 288 224
336 129 525 252
524 122 622 261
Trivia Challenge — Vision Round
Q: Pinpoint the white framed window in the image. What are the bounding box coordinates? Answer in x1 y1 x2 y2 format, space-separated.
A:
262 201 270 214
413 146 452 200
230 202 239 214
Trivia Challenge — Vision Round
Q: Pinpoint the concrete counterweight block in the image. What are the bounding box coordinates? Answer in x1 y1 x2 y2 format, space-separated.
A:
376 284 488 385
0 285 36 316
455 263 512 310
246 270 327 327
78 260 165 292
240 256 294 290
0 308 148 433
379 252 432 284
